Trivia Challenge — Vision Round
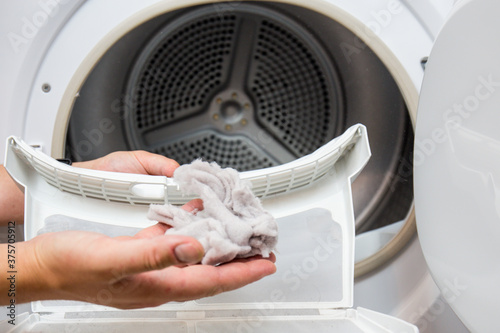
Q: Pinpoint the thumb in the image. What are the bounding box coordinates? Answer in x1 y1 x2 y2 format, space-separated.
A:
107 235 204 279
132 151 180 177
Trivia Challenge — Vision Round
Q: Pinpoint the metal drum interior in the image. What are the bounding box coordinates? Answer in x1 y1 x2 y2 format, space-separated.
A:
66 2 414 234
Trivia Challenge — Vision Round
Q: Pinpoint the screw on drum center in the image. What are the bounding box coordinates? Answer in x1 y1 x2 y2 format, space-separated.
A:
220 100 243 123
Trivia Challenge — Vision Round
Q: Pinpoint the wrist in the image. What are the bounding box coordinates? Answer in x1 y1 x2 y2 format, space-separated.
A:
0 165 24 225
12 237 64 304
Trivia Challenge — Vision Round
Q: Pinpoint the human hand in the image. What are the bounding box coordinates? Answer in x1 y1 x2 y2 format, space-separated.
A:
74 150 180 177
16 201 276 308
2 151 276 307
0 150 180 225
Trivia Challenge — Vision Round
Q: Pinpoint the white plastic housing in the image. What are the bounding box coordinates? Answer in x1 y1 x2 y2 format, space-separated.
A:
3 124 417 332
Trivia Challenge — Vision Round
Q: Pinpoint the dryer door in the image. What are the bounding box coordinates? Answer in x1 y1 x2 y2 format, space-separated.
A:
415 0 500 332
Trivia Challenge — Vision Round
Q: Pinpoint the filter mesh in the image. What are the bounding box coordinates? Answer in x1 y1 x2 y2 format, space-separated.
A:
125 5 340 171
133 15 236 130
153 133 274 171
250 20 334 156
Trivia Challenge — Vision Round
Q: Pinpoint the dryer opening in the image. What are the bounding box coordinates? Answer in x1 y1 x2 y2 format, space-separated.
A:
66 2 414 236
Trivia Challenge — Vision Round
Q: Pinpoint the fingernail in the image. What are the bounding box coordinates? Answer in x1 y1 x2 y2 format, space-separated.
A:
174 243 203 264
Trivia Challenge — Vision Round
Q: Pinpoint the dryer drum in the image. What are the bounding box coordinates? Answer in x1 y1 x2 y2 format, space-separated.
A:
66 2 413 233
123 6 342 171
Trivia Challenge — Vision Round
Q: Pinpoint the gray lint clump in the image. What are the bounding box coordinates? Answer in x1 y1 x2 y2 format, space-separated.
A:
148 160 278 265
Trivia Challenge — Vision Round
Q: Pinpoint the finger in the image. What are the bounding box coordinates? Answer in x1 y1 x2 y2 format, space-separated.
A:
157 258 277 301
133 223 170 239
132 151 180 177
187 259 276 300
99 235 204 279
221 253 277 265
181 199 204 213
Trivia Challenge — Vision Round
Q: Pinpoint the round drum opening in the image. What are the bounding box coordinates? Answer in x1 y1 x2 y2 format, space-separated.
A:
66 1 413 237
123 5 343 171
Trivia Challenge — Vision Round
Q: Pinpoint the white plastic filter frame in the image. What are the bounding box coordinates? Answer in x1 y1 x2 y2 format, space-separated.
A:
3 124 416 332
7 122 364 303
6 307 417 333
8 124 364 207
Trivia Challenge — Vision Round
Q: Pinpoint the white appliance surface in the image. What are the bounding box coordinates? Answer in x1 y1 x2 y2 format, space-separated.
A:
0 0 477 332
415 0 500 332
